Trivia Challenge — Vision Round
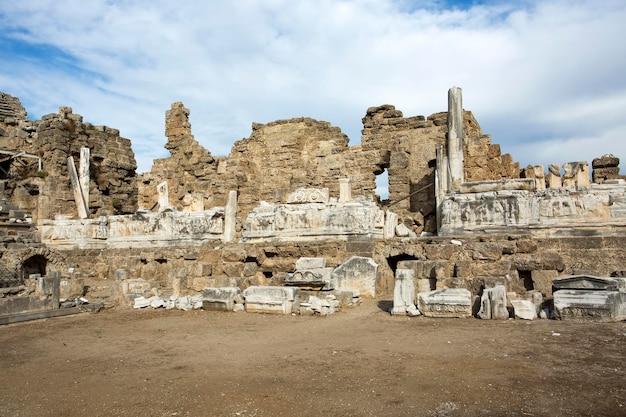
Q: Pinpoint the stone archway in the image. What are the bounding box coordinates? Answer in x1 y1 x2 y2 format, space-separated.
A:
21 254 48 280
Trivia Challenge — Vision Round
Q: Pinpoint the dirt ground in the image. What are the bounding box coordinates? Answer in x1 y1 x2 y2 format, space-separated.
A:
0 299 624 417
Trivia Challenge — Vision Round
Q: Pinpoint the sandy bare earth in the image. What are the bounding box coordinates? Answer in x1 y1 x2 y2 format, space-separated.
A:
0 300 625 417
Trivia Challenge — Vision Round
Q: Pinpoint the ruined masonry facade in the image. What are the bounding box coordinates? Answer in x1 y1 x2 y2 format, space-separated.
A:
1 89 625 320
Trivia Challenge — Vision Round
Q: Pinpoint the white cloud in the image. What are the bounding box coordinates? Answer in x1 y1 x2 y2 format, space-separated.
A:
0 0 625 173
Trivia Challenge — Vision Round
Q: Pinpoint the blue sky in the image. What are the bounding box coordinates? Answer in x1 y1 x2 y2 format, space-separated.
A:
1 0 625 195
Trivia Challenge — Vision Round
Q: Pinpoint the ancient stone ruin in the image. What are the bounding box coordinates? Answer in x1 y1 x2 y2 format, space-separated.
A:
1 87 625 323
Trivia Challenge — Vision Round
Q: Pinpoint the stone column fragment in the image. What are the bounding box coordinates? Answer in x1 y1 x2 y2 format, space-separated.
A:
547 164 562 188
391 268 419 316
447 87 464 191
157 181 169 210
223 190 238 242
338 178 352 202
67 156 89 219
79 147 90 213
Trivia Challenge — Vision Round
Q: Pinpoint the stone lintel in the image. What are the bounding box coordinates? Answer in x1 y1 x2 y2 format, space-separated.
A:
460 178 538 194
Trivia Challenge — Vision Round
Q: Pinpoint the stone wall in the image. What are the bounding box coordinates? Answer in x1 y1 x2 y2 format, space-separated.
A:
140 102 492 237
41 234 626 307
0 93 138 222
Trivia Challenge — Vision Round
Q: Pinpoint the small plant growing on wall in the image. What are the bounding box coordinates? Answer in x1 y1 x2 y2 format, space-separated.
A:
112 199 122 212
36 170 48 178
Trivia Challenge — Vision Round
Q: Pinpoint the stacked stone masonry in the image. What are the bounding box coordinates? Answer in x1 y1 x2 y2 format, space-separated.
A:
0 88 625 323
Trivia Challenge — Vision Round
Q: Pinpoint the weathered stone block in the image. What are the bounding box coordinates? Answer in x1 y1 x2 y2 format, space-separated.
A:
513 254 564 272
552 275 624 291
424 244 459 260
554 289 625 322
331 256 378 298
472 243 502 261
221 247 247 263
202 287 242 311
417 288 472 318
531 270 559 296
243 286 298 315
60 277 85 299
477 285 509 320
511 299 537 320
391 268 416 316
515 240 537 254
295 257 326 270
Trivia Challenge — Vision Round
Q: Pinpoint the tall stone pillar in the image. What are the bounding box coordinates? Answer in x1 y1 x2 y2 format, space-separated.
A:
79 147 90 214
67 156 89 219
447 87 464 191
338 178 352 202
435 146 449 234
224 190 238 242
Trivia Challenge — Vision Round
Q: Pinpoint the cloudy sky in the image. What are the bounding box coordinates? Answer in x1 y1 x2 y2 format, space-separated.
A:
1 0 625 185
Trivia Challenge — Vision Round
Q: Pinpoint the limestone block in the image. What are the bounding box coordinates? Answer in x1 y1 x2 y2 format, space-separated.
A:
384 211 398 239
202 287 242 311
60 277 85 300
511 299 536 320
149 296 165 308
286 188 329 204
395 223 417 238
331 256 378 298
417 288 472 318
562 162 590 188
552 275 621 291
295 257 326 270
133 296 150 309
472 242 502 261
592 154 620 169
391 269 416 316
477 285 509 320
285 267 334 290
460 179 537 193
243 286 298 314
554 289 625 322
530 270 559 297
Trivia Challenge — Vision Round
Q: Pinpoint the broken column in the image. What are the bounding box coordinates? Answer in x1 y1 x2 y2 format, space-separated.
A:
223 190 237 242
338 178 352 202
562 162 590 188
547 164 562 188
157 181 169 210
447 86 464 191
79 147 90 213
67 156 89 219
391 268 419 316
521 165 546 190
477 285 509 320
